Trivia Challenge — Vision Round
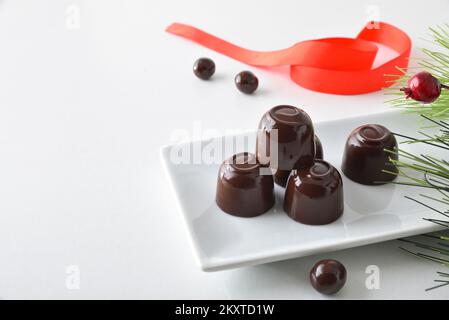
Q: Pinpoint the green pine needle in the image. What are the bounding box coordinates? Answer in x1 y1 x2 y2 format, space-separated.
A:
384 115 449 291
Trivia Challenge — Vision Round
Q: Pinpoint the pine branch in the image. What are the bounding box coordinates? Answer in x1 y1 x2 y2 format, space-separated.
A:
386 115 449 291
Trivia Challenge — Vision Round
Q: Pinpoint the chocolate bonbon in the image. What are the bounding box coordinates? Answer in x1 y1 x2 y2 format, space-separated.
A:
235 71 258 94
256 105 315 187
284 160 344 225
310 259 347 295
341 124 398 185
193 57 215 80
216 152 274 217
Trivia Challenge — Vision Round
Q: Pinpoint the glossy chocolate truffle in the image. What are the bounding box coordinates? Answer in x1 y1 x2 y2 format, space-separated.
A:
315 135 323 160
193 58 215 80
256 105 315 187
216 152 274 217
284 160 344 225
342 124 398 185
310 259 347 295
235 71 258 94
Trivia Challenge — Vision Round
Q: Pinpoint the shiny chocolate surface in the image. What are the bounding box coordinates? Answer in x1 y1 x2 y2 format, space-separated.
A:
235 71 258 94
283 160 344 225
256 105 315 187
193 57 215 80
216 152 274 217
341 124 398 185
310 259 347 295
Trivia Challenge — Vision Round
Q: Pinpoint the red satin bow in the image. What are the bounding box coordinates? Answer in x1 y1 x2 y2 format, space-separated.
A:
166 22 411 95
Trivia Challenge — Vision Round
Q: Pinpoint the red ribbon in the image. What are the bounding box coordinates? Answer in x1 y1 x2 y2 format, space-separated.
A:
166 22 411 95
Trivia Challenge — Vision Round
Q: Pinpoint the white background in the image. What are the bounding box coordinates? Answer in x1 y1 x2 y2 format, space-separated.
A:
0 0 448 299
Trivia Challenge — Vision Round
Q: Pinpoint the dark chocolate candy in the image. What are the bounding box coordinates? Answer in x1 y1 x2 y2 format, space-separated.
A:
310 259 347 295
341 124 398 185
216 152 274 217
235 71 258 94
256 105 315 187
193 58 215 80
284 160 344 225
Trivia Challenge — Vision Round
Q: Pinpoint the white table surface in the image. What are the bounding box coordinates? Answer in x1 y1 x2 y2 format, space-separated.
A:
0 0 448 299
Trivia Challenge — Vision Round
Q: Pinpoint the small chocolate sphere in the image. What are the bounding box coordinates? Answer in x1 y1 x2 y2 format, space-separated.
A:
284 160 343 225
310 259 347 295
216 152 274 217
193 58 215 80
315 135 323 160
256 105 315 187
235 71 258 94
342 124 398 185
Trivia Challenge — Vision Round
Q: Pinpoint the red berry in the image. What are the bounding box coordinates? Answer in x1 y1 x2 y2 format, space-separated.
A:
400 71 447 104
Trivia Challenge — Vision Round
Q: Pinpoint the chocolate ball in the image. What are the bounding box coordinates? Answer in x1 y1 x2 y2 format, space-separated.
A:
284 160 344 225
342 124 398 185
315 135 323 159
310 259 347 295
193 58 215 80
235 71 258 94
216 152 274 217
256 105 315 187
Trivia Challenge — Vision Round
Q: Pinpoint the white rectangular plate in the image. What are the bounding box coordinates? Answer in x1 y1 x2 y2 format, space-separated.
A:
161 110 445 271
